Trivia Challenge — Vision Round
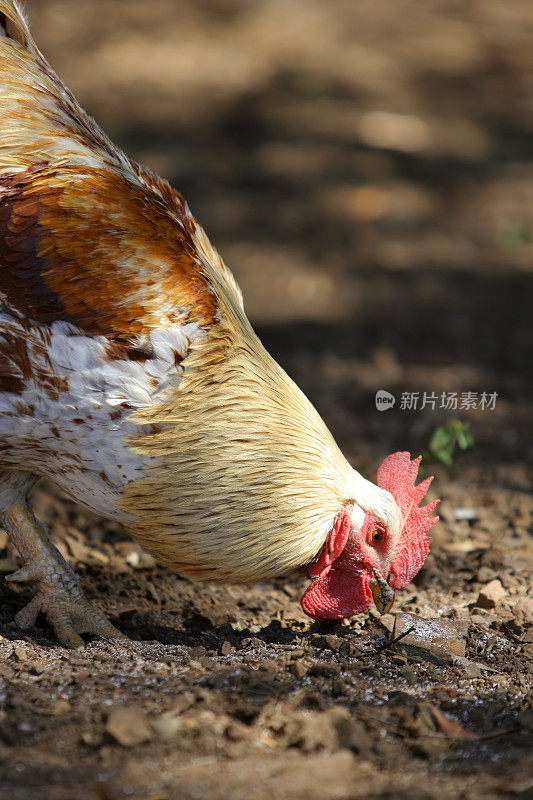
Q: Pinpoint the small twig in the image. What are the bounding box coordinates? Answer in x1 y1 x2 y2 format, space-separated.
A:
351 707 520 742
373 625 416 655
459 726 520 742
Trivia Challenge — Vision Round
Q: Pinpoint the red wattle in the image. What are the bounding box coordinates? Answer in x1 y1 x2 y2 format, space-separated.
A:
308 506 351 577
301 506 372 620
301 565 372 620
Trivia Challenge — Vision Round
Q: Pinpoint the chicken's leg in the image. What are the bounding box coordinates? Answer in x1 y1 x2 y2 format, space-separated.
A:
2 499 125 648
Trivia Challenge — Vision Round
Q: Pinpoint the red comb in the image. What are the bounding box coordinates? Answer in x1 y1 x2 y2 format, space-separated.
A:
377 452 439 589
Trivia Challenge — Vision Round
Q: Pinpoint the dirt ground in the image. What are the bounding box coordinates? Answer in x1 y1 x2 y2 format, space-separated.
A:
1 1 532 798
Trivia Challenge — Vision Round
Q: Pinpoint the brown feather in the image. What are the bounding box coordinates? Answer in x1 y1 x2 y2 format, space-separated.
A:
0 0 240 343
0 164 218 336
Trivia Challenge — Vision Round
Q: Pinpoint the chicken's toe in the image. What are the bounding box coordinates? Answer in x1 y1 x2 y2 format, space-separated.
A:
13 594 42 631
14 589 126 649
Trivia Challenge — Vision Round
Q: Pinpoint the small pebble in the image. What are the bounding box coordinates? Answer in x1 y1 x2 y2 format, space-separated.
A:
13 647 28 663
476 566 497 583
308 662 341 678
106 706 153 747
259 659 278 673
453 507 478 521
189 646 206 659
80 731 101 747
476 579 506 609
470 612 497 627
290 661 307 679
311 634 342 653
43 700 71 716
151 712 181 741
399 665 417 684
226 720 250 741
331 677 347 696
338 641 361 658
219 640 233 656
28 661 47 675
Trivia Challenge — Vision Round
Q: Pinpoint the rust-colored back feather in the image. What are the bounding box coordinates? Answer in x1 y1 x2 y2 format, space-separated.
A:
0 163 218 336
0 1 239 342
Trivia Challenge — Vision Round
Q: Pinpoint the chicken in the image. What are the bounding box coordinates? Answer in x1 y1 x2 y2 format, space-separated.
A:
0 2 439 647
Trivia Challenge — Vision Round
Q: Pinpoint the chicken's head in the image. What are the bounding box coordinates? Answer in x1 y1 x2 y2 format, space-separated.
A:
301 452 439 620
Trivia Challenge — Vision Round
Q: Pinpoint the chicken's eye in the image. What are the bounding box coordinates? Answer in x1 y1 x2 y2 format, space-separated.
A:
371 529 385 544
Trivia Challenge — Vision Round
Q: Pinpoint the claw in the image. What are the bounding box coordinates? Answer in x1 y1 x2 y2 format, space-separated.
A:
6 563 40 583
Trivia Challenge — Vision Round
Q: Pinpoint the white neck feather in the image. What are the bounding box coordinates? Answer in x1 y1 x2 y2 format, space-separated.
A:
348 468 401 541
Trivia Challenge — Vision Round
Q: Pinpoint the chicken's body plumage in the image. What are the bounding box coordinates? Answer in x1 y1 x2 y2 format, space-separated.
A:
0 2 437 646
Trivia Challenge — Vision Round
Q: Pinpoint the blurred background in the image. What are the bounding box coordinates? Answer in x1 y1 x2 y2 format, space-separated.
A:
25 0 532 474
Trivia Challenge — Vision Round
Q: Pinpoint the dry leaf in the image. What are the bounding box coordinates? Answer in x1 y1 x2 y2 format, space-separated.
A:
430 706 480 740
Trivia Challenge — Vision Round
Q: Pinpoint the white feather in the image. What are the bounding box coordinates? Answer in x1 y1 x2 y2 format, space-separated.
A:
0 312 203 519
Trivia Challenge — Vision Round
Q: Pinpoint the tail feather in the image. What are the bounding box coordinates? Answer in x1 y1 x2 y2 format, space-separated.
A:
0 1 34 51
0 0 243 341
0 0 130 176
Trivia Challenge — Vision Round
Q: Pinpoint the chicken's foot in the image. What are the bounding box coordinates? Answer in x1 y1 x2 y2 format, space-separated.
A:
2 501 125 648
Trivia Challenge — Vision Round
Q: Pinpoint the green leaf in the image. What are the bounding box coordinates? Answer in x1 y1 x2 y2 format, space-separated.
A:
435 448 454 467
423 419 474 466
430 427 452 451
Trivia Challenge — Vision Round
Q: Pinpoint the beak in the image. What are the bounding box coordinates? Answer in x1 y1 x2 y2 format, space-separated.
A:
370 571 395 615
